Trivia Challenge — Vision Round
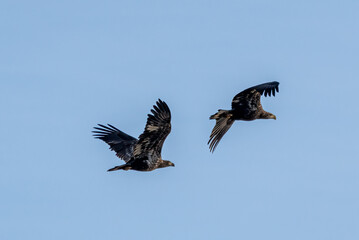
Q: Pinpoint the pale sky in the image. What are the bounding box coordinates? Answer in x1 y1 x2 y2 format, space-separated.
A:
1 1 358 239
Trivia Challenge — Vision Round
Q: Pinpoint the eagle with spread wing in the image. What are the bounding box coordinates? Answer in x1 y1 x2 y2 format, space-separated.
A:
208 81 280 152
93 99 174 171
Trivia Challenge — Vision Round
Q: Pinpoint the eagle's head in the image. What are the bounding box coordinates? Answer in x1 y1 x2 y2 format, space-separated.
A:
259 111 276 120
158 160 175 168
268 113 276 120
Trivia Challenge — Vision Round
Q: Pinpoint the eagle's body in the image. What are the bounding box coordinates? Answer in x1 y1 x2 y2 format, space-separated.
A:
93 99 174 172
208 81 279 152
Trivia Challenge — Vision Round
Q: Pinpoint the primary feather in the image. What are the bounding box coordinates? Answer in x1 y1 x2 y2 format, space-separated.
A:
93 124 137 162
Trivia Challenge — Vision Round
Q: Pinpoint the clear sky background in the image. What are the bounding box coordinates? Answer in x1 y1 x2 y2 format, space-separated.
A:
1 1 358 239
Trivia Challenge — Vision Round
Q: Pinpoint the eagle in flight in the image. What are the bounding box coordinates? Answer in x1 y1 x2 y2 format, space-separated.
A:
208 81 280 152
93 99 174 172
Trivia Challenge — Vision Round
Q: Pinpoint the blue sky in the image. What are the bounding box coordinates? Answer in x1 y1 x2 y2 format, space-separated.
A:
1 0 358 239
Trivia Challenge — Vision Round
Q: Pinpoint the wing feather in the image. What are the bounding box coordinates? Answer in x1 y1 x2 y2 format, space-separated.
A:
93 124 137 162
208 117 234 152
232 81 279 109
133 99 171 161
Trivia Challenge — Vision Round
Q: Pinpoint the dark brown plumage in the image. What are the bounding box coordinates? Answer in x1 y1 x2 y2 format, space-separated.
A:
208 81 280 152
93 99 174 172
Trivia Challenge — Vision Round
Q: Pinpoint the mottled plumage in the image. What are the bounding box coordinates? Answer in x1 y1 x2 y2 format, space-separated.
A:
93 99 174 171
208 81 279 152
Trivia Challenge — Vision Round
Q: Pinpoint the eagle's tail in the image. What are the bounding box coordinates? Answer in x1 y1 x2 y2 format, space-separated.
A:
208 110 234 152
107 164 132 172
209 109 230 120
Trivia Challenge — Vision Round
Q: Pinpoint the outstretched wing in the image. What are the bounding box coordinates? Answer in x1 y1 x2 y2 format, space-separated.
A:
208 116 234 152
133 99 171 160
93 124 137 162
232 81 279 110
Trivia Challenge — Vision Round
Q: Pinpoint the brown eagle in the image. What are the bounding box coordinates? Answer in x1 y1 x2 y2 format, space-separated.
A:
208 81 280 152
93 99 174 171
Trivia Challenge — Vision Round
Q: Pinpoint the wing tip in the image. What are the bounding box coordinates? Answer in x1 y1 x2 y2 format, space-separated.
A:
151 98 171 118
92 123 122 139
262 81 280 97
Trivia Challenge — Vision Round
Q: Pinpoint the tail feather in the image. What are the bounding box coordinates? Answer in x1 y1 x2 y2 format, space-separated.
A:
210 109 229 120
107 164 132 172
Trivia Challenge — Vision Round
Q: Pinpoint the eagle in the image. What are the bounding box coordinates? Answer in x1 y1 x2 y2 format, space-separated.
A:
93 99 174 172
208 81 280 152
